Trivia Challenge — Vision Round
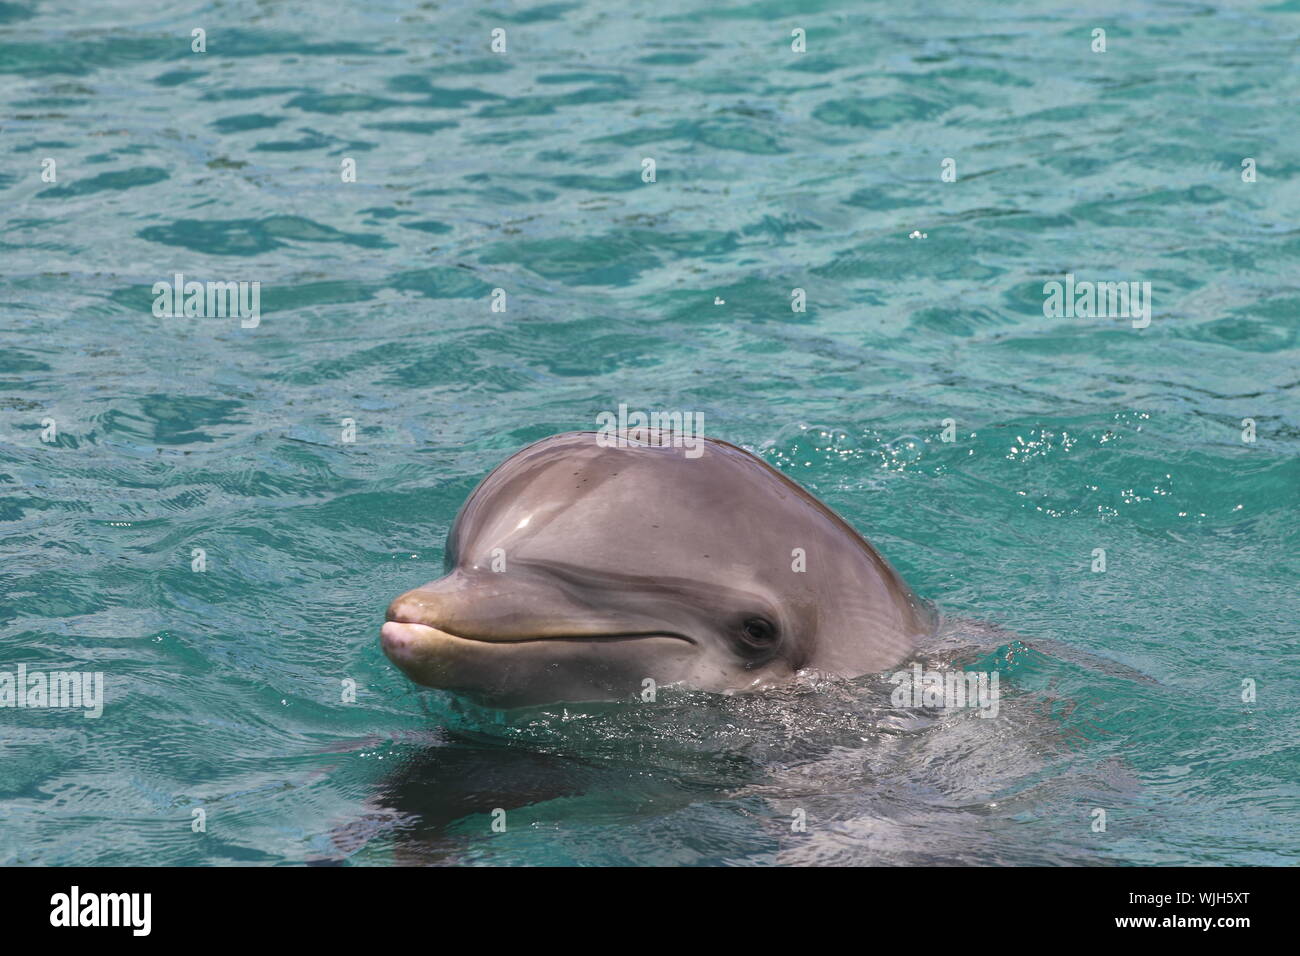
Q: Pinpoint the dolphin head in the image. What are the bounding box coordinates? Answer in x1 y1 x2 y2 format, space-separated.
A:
382 430 931 708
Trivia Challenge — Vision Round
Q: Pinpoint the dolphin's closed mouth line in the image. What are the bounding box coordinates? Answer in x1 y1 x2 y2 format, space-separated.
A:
387 618 695 646
481 633 696 646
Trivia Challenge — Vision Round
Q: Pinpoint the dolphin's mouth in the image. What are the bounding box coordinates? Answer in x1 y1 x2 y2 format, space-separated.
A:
381 618 695 650
379 616 702 707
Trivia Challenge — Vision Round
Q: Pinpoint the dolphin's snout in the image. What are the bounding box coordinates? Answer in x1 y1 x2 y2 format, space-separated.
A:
382 591 447 665
380 620 414 652
380 566 716 706
387 593 435 627
383 583 454 666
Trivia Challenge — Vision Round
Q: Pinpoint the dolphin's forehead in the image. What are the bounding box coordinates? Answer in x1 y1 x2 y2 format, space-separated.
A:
449 432 822 579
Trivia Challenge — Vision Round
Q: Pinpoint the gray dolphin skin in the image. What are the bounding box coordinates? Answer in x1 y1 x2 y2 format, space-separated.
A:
382 430 934 707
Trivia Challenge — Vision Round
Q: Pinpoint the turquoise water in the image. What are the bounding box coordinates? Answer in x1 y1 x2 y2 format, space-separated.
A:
2 0 1298 866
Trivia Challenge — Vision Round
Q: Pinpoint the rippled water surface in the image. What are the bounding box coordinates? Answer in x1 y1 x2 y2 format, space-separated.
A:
2 0 1298 865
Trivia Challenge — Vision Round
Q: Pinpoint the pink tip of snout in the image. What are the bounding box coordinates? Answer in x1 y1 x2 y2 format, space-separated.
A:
381 620 415 653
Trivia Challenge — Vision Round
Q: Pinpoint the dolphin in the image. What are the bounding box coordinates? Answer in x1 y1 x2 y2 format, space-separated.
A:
382 429 933 707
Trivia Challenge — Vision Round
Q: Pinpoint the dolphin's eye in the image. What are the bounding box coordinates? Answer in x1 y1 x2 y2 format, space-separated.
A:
740 617 777 648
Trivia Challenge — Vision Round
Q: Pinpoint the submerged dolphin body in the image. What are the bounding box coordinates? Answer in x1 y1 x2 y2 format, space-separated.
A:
382 430 933 707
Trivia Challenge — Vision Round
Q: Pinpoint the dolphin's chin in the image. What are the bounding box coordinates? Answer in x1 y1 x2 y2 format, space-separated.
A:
380 620 700 708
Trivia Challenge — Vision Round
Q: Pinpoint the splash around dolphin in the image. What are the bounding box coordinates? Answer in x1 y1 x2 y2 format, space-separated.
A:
382 429 934 707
